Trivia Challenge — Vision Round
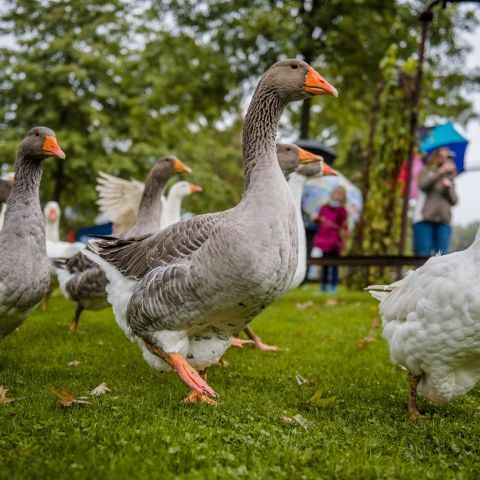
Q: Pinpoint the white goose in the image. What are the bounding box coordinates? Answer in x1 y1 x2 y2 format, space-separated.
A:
96 173 201 235
85 59 338 403
366 234 480 419
44 201 85 259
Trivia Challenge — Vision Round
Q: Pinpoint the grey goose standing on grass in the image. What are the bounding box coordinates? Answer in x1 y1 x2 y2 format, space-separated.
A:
85 59 338 404
55 156 192 334
0 127 65 340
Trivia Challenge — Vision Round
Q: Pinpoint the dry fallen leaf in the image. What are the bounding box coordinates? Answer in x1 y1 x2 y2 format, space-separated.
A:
325 299 338 307
280 413 312 429
356 338 369 350
295 373 310 386
356 331 379 350
51 387 90 407
0 385 16 405
370 318 382 329
296 301 314 310
67 360 81 367
90 382 111 396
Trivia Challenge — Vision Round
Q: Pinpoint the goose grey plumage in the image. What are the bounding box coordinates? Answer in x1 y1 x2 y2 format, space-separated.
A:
235 145 338 350
85 59 338 403
0 127 65 340
56 157 191 333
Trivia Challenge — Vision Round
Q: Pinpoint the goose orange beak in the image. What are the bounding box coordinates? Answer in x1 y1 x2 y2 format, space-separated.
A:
322 163 338 176
298 147 322 164
173 159 192 174
304 67 338 97
189 183 203 193
43 135 66 160
48 209 58 221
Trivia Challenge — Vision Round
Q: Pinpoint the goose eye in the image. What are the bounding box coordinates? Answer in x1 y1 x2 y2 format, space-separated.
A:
290 64 298 70
35 130 39 137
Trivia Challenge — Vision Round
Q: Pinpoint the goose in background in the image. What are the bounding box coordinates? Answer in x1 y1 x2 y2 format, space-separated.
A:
85 59 338 403
56 157 191 334
97 173 201 235
233 145 338 350
0 174 14 230
44 201 85 259
0 127 65 340
366 232 480 419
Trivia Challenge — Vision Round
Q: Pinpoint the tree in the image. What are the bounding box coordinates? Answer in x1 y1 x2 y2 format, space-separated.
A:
0 0 133 226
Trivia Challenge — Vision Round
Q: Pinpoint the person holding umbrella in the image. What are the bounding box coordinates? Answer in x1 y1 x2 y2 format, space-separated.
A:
412 147 458 256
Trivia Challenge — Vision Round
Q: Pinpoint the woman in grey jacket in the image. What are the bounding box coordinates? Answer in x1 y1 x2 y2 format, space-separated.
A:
413 148 458 256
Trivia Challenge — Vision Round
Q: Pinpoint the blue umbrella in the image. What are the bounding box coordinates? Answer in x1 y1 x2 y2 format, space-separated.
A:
419 121 469 173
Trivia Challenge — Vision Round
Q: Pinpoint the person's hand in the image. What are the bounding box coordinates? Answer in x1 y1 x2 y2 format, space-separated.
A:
440 160 456 175
441 177 452 188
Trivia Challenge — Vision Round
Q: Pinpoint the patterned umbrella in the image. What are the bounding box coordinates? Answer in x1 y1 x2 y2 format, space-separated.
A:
302 173 363 231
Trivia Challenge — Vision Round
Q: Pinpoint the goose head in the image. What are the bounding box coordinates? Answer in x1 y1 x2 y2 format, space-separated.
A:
168 181 203 199
296 158 338 178
260 59 338 103
149 156 192 184
276 143 323 177
44 201 61 223
18 127 65 161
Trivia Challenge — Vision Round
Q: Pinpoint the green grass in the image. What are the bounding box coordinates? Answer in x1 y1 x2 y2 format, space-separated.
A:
1 287 479 480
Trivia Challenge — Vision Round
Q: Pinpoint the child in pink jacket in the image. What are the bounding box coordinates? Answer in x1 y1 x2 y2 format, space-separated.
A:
311 186 348 293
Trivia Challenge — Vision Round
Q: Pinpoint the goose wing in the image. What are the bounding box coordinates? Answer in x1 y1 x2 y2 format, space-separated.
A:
96 172 145 235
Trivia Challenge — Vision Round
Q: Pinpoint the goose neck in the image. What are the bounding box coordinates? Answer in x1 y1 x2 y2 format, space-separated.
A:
242 88 284 191
3 155 44 232
45 219 60 242
126 174 166 237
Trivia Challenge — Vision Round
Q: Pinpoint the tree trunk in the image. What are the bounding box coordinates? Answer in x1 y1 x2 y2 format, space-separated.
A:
300 98 311 139
53 159 64 203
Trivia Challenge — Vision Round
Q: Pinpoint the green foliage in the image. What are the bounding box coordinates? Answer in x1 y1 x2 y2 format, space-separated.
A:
0 0 478 233
362 46 413 257
1 288 480 479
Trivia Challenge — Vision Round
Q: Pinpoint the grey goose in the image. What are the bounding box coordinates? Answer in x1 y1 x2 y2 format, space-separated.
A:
85 59 338 404
0 127 65 340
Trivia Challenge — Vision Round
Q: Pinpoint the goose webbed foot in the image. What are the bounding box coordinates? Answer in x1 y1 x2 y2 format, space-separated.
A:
69 304 83 335
145 342 219 400
407 372 426 421
183 370 217 405
244 326 279 351
230 337 255 348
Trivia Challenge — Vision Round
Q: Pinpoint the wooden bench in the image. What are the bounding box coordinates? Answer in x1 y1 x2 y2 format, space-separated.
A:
307 255 429 267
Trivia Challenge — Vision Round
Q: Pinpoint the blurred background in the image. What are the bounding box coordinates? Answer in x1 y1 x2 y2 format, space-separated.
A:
0 0 479 253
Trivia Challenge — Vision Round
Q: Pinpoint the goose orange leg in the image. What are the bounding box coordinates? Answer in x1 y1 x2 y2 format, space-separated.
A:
230 337 255 348
244 326 279 351
407 372 425 421
145 342 218 402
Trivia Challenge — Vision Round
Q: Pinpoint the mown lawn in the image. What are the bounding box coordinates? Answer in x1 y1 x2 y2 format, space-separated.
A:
0 287 479 479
